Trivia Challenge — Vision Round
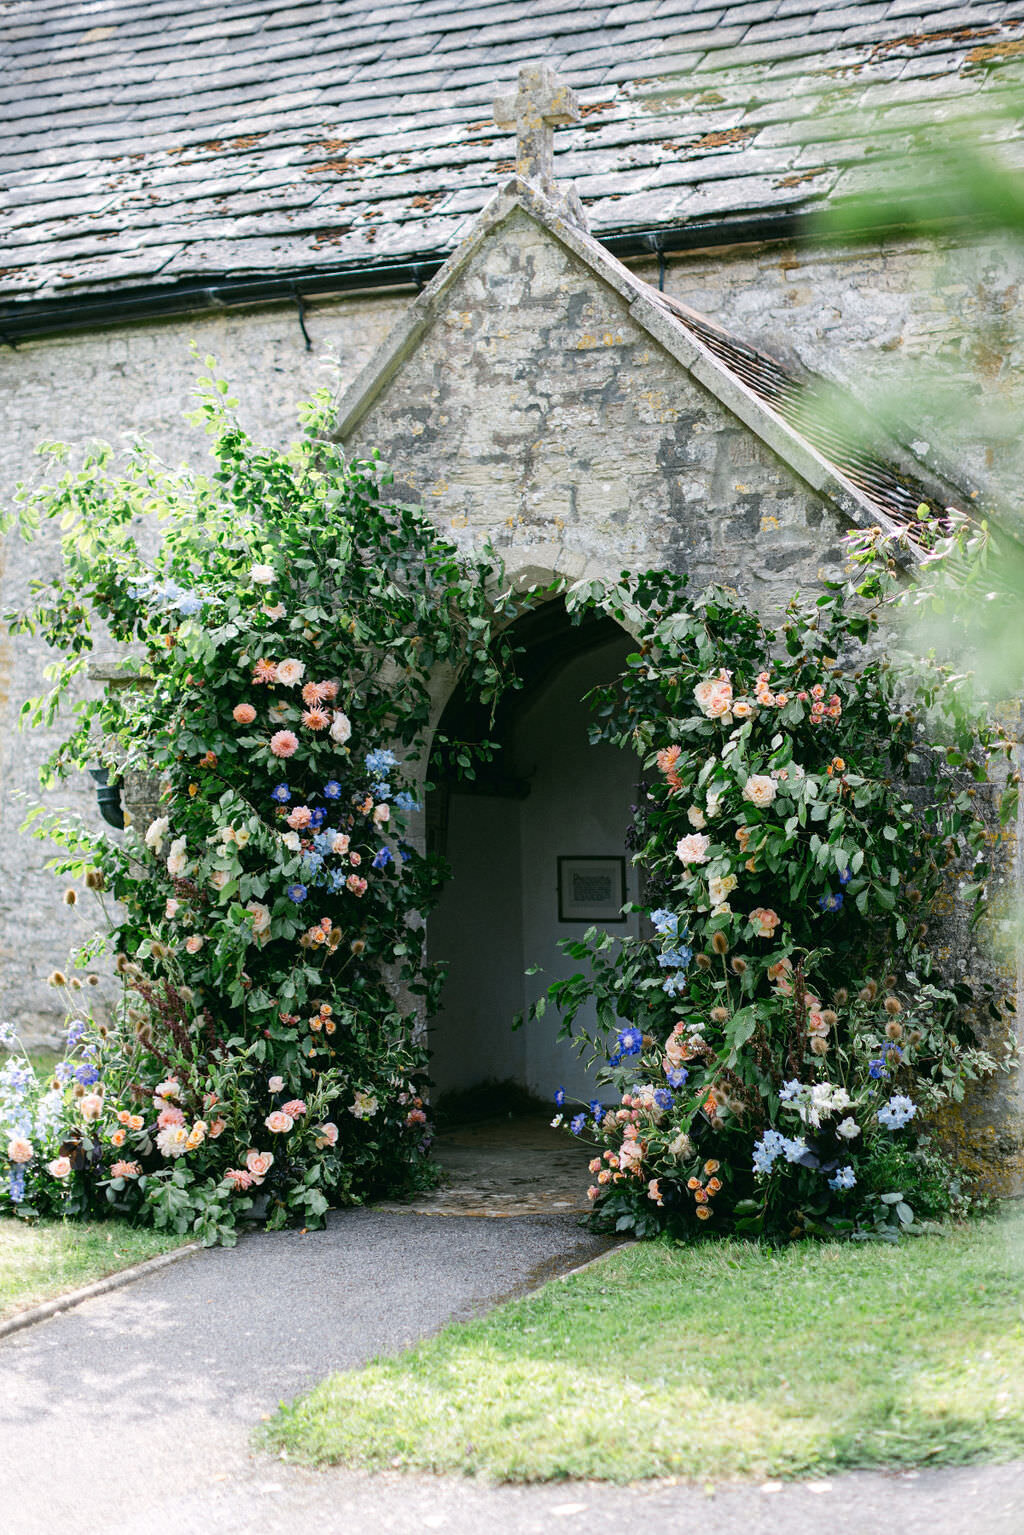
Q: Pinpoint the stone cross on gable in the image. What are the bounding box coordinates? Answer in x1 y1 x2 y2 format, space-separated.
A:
493 63 587 228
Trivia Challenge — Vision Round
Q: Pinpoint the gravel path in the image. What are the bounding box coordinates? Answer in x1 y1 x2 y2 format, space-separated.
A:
1 1207 1020 1535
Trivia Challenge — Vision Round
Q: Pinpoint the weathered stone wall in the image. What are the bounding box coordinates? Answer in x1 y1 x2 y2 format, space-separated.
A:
1 213 1021 1060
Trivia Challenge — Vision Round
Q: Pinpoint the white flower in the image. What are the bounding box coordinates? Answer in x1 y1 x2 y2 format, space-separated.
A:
330 711 352 745
276 658 305 687
711 902 732 917
156 1125 189 1158
550 1115 563 1128
166 836 188 879
209 868 230 891
706 792 722 818
693 673 733 719
742 774 777 808
281 831 301 852
349 1090 379 1120
246 901 271 939
708 874 737 905
675 833 710 865
836 1117 861 1139
268 1075 284 1093
250 563 275 584
144 816 169 854
687 805 706 829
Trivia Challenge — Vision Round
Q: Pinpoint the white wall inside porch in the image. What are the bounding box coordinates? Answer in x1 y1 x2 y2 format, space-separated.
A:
427 635 638 1109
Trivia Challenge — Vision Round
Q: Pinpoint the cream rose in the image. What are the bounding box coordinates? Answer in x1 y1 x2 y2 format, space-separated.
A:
748 906 781 938
330 711 352 745
250 563 275 585
166 836 188 879
742 774 777 808
7 1136 33 1164
708 874 738 905
675 832 710 865
145 815 170 854
276 658 305 687
48 1155 72 1178
265 1110 294 1134
686 805 706 829
245 1149 274 1181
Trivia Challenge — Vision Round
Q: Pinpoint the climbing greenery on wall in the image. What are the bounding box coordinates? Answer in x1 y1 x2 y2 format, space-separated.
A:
536 529 1020 1240
0 367 517 1244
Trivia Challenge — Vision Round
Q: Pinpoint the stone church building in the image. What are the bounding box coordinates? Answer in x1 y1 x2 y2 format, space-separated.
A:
1 1 1022 1185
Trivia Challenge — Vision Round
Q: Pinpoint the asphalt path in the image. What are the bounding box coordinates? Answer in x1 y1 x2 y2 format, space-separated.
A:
1 1208 1021 1535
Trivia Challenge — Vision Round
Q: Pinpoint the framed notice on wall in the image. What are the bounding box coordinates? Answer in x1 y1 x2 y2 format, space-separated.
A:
557 856 627 924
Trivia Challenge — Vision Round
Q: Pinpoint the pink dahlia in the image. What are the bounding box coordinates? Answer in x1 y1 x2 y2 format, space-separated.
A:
269 730 299 759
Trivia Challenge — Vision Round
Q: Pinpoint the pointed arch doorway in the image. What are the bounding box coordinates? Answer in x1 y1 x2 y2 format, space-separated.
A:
426 599 640 1123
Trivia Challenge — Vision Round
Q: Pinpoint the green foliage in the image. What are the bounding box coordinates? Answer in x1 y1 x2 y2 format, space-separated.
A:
0 367 518 1241
531 539 1015 1241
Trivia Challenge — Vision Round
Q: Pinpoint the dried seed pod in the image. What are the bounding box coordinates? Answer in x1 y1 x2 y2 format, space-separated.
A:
711 931 729 956
884 995 902 1015
63 888 77 906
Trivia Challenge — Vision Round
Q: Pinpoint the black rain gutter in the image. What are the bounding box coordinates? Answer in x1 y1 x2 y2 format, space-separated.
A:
0 211 809 346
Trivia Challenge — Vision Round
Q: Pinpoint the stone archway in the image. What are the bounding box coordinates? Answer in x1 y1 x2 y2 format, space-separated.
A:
426 598 638 1115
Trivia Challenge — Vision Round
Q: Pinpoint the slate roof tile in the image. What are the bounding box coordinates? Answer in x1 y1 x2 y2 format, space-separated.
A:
1 0 1021 307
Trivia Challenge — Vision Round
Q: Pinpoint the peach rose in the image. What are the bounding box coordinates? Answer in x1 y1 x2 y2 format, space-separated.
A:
48 1156 72 1178
110 1128 127 1147
7 1136 33 1163
208 1118 227 1138
749 907 781 938
286 805 312 830
128 1114 144 1132
281 1099 307 1118
268 1075 285 1093
185 934 204 954
245 1149 274 1181
331 833 350 855
742 774 777 808
675 832 710 865
110 1160 142 1179
265 1110 294 1134
372 803 390 826
232 703 257 725
314 1121 339 1148
330 711 352 745
79 1094 103 1123
346 875 367 897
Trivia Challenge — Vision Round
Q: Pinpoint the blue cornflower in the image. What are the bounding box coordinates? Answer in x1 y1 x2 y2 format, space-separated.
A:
817 891 844 912
365 748 398 777
74 1064 100 1087
589 1099 603 1121
66 1018 86 1049
665 1066 688 1089
607 1052 622 1067
0 1020 15 1048
271 784 291 804
653 1088 674 1112
650 908 679 938
554 1087 566 1107
570 1113 586 1136
829 1165 857 1191
839 866 852 886
779 1079 802 1102
308 807 328 830
398 845 413 863
877 1094 917 1130
395 791 422 814
868 1058 888 1080
54 1061 74 1086
372 846 393 870
323 780 342 800
616 1026 643 1058
286 883 308 904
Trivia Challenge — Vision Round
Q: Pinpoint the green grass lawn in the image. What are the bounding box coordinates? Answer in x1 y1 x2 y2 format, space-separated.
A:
266 1206 1024 1482
0 1218 190 1321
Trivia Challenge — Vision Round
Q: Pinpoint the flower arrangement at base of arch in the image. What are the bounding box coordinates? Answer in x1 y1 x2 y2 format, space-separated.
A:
1 368 516 1243
536 551 1019 1241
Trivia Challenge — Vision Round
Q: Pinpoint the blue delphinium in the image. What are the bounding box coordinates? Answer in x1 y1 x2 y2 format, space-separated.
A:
395 791 422 814
365 748 398 777
868 1058 888 1080
653 1088 673 1112
372 846 393 870
829 1165 857 1191
665 1066 688 1089
839 866 852 886
271 784 291 804
175 591 204 617
398 846 413 863
8 1167 25 1204
650 909 679 938
372 781 392 800
658 946 693 970
66 1018 86 1050
74 1063 100 1087
752 1128 808 1175
779 1079 802 1102
661 972 686 997
323 780 342 800
570 1112 586 1135
877 1094 917 1130
313 828 337 856
817 891 844 913
554 1086 566 1107
286 883 308 904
